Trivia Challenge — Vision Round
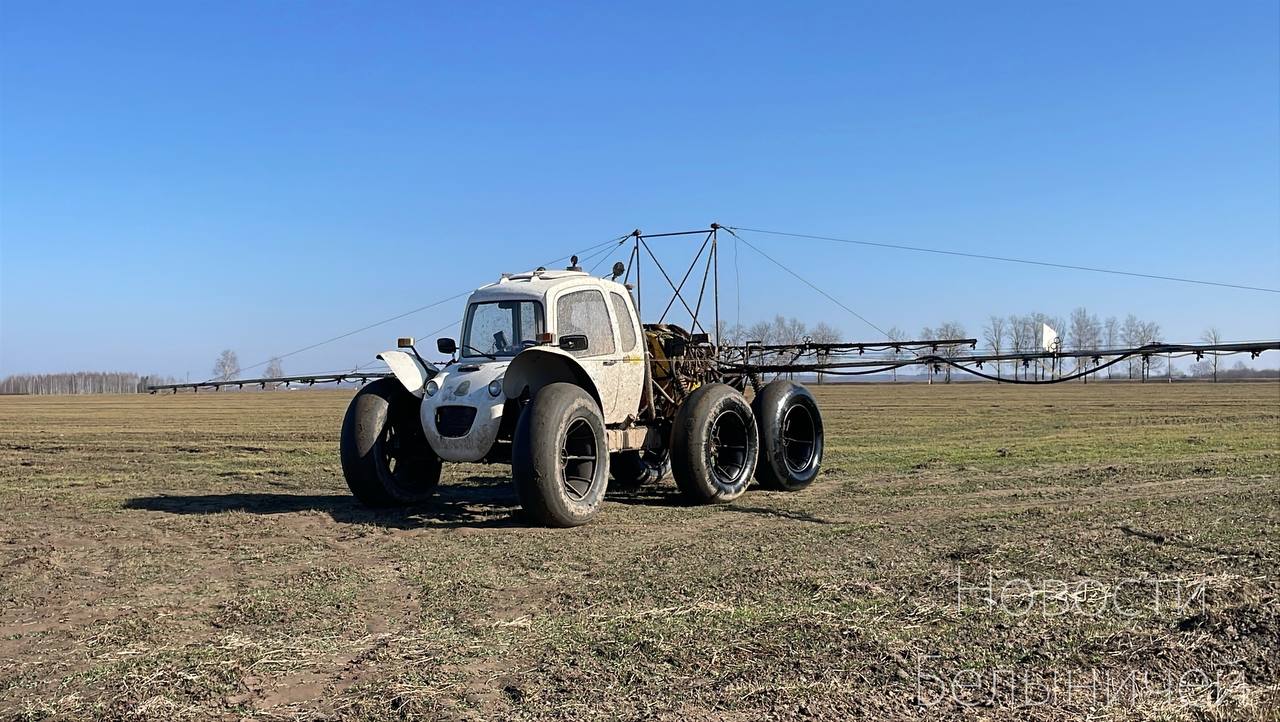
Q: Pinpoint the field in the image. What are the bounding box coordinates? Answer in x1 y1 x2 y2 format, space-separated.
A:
1 383 1277 721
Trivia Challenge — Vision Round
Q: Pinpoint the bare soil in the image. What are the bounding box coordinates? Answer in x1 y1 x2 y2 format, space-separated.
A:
1 383 1277 720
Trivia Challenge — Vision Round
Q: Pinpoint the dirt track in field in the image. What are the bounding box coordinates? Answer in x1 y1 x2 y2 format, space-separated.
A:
1 383 1277 720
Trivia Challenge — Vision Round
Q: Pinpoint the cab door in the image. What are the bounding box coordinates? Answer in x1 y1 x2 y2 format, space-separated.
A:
553 287 627 422
607 289 644 421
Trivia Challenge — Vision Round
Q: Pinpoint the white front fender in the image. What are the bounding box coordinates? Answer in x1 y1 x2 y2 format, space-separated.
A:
503 347 603 410
376 350 434 397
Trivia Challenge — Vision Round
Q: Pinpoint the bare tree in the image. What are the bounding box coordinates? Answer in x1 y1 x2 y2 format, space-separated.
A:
1121 315 1143 379
809 322 840 345
1067 307 1101 375
744 320 774 345
1116 315 1168 380
922 321 966 383
938 321 967 383
771 316 807 379
886 326 906 382
1140 320 1164 378
739 319 776 370
809 322 840 384
1103 316 1119 379
1188 359 1213 377
1201 327 1222 382
719 321 746 347
983 315 1006 380
1006 315 1029 380
213 350 241 382
1015 313 1047 379
264 357 285 379
730 317 811 376
1025 313 1048 379
771 315 808 346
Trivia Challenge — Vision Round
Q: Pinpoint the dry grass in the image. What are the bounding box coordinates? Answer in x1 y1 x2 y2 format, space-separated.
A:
1 383 1277 720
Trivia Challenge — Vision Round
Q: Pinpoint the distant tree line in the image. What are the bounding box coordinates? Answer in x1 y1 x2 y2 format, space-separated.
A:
720 316 841 348
969 309 1177 382
4 320 1263 395
913 310 1179 383
0 372 178 395
719 312 1263 385
0 347 282 395
1186 358 1275 381
720 316 841 381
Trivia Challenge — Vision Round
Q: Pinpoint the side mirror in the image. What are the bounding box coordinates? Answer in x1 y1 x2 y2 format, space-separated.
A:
437 337 457 355
397 337 415 348
559 334 589 353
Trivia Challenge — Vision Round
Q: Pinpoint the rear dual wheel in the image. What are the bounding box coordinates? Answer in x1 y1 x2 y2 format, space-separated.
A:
752 380 824 491
671 384 759 503
668 380 824 505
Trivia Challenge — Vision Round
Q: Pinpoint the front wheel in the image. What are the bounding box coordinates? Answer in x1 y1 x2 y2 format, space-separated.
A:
752 380 824 491
340 379 441 506
671 384 759 504
512 383 609 527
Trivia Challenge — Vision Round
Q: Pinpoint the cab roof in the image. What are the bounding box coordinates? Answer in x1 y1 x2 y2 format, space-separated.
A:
469 268 627 303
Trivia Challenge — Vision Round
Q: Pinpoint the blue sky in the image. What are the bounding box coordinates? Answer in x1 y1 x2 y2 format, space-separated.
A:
2 1 1277 378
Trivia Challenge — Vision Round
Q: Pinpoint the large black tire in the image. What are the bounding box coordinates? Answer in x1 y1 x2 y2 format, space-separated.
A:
340 379 441 507
512 383 609 527
671 384 758 504
609 448 671 491
752 380 824 491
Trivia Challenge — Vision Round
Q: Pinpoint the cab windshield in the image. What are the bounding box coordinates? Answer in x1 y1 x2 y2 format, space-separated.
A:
461 300 544 358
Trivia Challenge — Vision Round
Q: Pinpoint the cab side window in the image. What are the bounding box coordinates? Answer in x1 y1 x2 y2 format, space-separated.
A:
610 292 638 352
557 289 616 357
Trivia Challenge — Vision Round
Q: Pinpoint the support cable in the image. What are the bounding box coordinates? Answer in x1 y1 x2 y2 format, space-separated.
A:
225 233 629 381
726 225 1280 294
722 227 890 338
346 316 462 374
588 235 631 274
733 231 741 328
231 290 471 380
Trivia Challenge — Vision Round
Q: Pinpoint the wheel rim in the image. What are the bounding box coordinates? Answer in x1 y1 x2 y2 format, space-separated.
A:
382 418 406 476
708 409 749 484
560 418 599 501
780 403 817 474
379 404 430 491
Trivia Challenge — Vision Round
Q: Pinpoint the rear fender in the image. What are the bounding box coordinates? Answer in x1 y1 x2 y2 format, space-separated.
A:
503 347 603 410
376 350 436 398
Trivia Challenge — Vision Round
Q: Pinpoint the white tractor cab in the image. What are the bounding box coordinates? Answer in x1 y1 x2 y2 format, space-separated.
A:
340 262 825 527
422 268 646 464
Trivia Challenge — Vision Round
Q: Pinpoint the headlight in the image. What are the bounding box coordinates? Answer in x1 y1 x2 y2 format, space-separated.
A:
424 379 439 397
488 378 503 397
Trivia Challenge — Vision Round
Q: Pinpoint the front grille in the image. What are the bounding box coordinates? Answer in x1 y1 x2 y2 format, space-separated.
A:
435 405 477 438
